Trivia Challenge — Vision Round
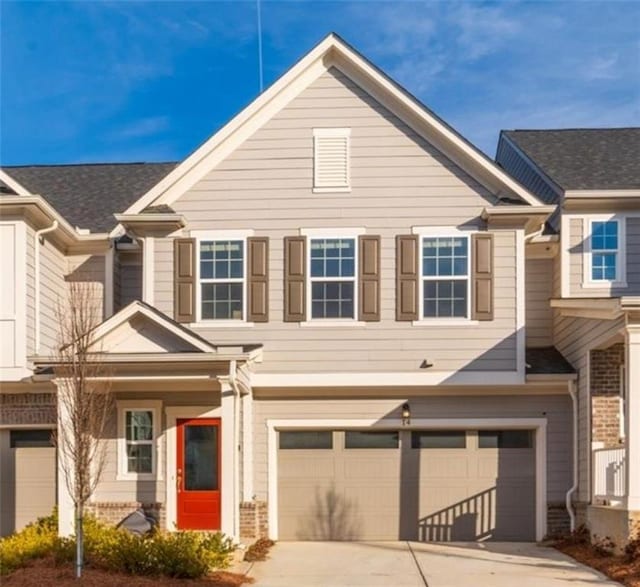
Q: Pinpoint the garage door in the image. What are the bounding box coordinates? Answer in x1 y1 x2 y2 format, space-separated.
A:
0 430 56 536
277 429 535 541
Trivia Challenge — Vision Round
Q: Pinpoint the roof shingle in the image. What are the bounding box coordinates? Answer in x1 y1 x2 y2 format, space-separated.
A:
503 128 640 191
1 162 177 232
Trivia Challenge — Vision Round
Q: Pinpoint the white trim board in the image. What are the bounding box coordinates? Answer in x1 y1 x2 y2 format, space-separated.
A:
0 169 33 196
122 34 543 217
266 417 548 542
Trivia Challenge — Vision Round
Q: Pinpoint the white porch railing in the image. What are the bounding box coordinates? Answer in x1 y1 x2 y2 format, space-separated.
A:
593 447 626 502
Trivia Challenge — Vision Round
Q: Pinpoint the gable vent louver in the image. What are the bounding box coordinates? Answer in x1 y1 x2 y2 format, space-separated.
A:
313 128 351 191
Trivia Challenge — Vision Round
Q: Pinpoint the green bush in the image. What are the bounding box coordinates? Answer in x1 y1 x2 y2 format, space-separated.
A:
1 509 235 580
0 511 58 575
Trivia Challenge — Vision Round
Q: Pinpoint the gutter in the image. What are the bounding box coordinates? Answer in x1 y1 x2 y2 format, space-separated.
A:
34 220 59 353
566 380 579 531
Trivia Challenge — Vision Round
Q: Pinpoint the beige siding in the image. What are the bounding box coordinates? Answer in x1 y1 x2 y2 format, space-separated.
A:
155 68 519 374
119 255 142 308
554 314 624 501
525 258 553 347
38 239 67 355
569 216 640 297
92 392 219 504
253 394 572 505
67 254 106 321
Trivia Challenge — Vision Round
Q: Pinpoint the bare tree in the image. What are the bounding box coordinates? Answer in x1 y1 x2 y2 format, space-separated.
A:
53 281 113 579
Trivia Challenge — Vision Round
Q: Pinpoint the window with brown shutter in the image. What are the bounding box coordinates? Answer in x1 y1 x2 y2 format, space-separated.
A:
359 235 380 321
396 235 419 321
247 237 269 322
284 236 306 322
174 238 196 323
471 233 494 320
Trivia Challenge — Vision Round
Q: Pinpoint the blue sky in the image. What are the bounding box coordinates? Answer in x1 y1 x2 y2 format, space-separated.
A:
1 1 638 165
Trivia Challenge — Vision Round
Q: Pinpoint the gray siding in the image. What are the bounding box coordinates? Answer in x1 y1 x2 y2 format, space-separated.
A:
253 394 573 504
525 258 553 348
67 254 106 321
156 67 520 374
554 314 624 501
118 256 142 309
495 138 560 205
569 216 640 297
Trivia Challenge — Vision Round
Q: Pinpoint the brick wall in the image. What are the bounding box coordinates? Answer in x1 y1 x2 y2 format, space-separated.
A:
590 343 625 447
0 393 56 426
87 502 165 529
239 501 268 539
547 502 570 537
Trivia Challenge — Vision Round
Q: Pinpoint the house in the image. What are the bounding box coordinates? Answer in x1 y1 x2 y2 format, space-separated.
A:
0 34 636 545
496 128 640 545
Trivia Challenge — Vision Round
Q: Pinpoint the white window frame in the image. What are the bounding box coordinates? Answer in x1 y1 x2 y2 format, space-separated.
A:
192 230 253 326
583 215 627 288
312 127 351 193
117 400 162 481
302 229 362 325
414 227 475 325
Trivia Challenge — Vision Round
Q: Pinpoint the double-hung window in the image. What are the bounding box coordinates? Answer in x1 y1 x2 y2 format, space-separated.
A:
199 240 244 320
309 237 356 319
117 401 160 480
421 235 470 318
589 220 620 282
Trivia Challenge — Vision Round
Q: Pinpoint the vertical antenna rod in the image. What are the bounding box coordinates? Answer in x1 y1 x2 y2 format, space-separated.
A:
257 0 264 93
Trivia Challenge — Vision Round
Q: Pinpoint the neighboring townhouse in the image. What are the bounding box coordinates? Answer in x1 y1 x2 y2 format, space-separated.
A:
2 33 608 546
497 128 640 545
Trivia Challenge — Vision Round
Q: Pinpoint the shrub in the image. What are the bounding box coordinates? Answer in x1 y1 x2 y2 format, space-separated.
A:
592 534 616 557
244 538 275 562
0 511 58 575
624 536 640 562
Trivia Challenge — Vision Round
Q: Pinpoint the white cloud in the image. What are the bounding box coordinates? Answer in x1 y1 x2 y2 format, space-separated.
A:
107 116 170 140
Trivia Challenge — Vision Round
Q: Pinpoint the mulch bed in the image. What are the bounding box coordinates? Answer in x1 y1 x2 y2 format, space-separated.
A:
3 557 253 587
555 542 640 587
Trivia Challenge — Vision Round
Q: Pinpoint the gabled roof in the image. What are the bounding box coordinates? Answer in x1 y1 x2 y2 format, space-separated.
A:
1 162 177 232
525 347 575 375
501 128 640 191
123 33 545 216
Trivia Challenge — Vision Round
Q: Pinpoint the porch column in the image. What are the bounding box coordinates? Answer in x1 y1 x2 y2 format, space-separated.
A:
625 322 640 511
55 379 75 536
219 379 237 539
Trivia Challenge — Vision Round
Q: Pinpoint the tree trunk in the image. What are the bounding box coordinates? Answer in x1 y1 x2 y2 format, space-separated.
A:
75 503 84 578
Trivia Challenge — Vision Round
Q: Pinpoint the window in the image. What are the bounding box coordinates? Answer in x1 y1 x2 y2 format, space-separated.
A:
313 128 350 192
279 431 333 450
117 401 160 480
589 220 620 282
421 235 469 318
478 430 533 449
199 240 244 320
345 431 399 449
310 238 356 319
10 429 53 448
411 431 466 449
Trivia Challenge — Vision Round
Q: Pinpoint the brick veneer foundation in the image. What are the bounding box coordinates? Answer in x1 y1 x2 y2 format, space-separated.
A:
239 501 268 539
590 343 625 447
86 502 165 529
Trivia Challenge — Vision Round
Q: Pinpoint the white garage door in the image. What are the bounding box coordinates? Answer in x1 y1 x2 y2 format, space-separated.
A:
1 429 56 536
277 429 536 541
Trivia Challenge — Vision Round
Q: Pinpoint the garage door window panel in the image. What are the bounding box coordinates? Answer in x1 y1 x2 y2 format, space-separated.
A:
345 431 399 449
412 430 466 449
478 430 533 449
10 430 53 448
279 431 333 449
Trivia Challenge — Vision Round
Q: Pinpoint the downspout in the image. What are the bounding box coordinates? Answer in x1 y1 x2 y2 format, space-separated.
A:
229 360 241 541
566 380 578 531
34 220 59 353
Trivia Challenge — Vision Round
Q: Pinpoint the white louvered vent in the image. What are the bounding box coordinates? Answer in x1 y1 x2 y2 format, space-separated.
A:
313 128 351 192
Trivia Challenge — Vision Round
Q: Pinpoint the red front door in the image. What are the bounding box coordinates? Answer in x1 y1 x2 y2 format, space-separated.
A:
176 418 221 530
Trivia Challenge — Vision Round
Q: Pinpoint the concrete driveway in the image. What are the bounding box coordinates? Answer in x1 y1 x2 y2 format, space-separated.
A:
242 541 620 586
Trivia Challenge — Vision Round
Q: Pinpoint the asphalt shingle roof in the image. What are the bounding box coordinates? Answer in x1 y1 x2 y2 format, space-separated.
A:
1 162 177 232
503 128 640 191
526 347 576 375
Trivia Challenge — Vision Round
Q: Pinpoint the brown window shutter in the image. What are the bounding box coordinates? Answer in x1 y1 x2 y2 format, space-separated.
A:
284 236 306 322
471 233 494 321
247 237 269 322
359 235 380 321
174 238 196 323
396 235 419 321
